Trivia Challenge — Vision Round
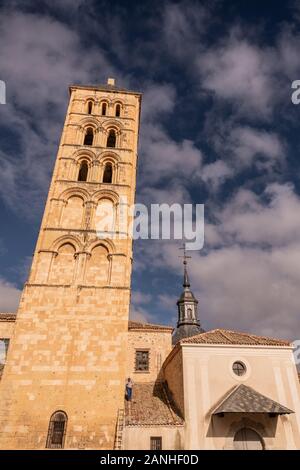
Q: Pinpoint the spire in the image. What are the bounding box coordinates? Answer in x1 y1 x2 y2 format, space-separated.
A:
172 243 204 345
181 244 191 288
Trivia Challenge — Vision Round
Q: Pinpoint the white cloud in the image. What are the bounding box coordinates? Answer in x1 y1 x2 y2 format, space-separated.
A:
217 183 300 247
141 83 176 121
140 124 203 185
188 243 300 339
162 2 209 59
201 160 233 189
0 278 21 311
138 82 204 197
228 126 284 169
197 38 275 117
129 304 152 323
0 11 115 215
203 121 285 175
131 291 152 305
133 183 300 339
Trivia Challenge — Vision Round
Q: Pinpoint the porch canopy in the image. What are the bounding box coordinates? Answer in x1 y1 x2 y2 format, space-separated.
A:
213 384 293 416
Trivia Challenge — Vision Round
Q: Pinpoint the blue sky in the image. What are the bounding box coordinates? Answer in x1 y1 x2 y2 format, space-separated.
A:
1 0 300 339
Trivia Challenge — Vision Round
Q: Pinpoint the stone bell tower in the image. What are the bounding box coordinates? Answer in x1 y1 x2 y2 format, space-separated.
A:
0 79 142 449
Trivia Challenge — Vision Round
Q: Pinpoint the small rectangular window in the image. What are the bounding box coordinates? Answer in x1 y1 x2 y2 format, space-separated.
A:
135 350 149 372
0 339 10 380
150 436 162 450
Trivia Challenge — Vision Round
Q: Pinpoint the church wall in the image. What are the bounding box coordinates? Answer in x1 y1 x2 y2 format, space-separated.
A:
124 426 184 450
181 344 300 450
0 319 15 340
127 329 172 383
0 318 16 381
163 347 184 419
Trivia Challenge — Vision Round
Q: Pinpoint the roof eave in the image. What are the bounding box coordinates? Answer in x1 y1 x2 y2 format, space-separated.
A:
69 84 142 96
180 343 293 350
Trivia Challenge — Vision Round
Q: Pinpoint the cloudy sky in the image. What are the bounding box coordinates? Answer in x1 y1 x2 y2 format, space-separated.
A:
1 0 300 339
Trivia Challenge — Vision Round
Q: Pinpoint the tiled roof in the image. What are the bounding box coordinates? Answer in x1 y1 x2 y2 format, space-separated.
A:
128 321 173 332
125 382 183 426
0 313 16 322
213 384 293 415
180 329 291 346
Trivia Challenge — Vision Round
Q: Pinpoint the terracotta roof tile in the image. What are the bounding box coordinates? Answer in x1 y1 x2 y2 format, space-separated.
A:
180 328 291 346
125 382 183 426
0 313 16 322
128 321 173 332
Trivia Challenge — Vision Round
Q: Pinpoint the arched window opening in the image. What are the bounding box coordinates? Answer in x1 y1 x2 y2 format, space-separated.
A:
87 101 93 114
115 104 121 117
107 129 116 148
78 161 88 182
233 428 264 451
85 244 110 285
50 243 76 284
46 411 67 449
103 163 113 183
94 199 115 235
83 127 94 146
102 102 107 116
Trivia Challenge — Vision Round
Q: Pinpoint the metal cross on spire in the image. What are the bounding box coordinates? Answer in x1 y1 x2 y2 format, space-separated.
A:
179 243 191 287
179 242 191 265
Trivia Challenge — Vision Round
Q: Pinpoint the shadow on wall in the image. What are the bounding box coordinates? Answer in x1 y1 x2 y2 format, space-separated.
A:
206 414 278 449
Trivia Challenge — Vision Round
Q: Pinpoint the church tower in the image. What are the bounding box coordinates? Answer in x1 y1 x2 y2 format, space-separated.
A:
0 79 142 449
172 248 203 344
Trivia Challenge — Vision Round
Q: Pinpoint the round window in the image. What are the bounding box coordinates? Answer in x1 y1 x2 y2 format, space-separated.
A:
232 361 246 376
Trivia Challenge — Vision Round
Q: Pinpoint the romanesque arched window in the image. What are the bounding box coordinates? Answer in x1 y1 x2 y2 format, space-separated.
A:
107 129 116 148
46 411 67 449
62 196 84 229
85 244 110 285
84 127 94 146
102 102 107 116
94 198 115 235
78 161 88 181
103 163 113 183
87 101 93 115
50 243 76 284
115 104 121 117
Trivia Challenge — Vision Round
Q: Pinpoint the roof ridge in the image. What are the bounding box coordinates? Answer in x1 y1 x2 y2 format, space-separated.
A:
180 327 291 346
216 328 290 344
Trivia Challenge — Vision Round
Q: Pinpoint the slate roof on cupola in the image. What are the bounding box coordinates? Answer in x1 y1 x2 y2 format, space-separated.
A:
172 245 204 344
